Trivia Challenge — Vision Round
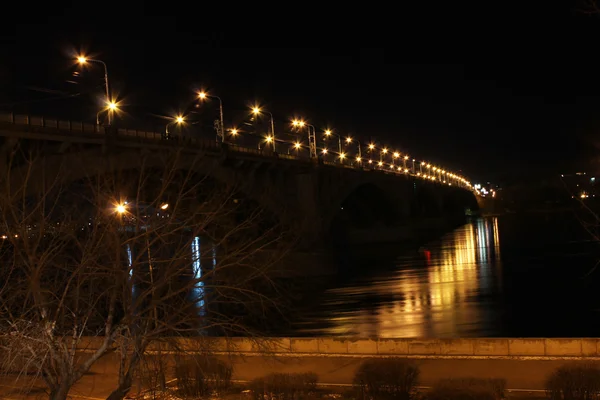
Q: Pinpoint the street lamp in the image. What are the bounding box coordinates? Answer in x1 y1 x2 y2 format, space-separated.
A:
324 129 343 158
345 135 362 160
368 143 376 163
96 100 118 126
115 202 127 214
251 106 276 152
292 119 317 159
198 91 225 144
380 147 388 165
77 55 112 125
165 114 185 139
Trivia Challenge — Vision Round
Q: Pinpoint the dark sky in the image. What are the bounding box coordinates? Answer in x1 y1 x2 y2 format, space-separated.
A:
3 4 600 185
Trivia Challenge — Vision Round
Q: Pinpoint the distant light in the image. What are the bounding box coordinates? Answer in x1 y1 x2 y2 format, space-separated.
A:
266 136 273 142
77 56 87 64
116 204 126 214
339 152 346 159
404 156 409 160
325 130 332 136
382 148 388 154
230 128 238 135
294 142 301 149
346 137 352 144
198 92 207 99
393 152 400 158
107 101 118 110
175 115 184 124
368 143 375 150
356 157 361 162
160 203 169 210
322 148 328 154
252 107 261 114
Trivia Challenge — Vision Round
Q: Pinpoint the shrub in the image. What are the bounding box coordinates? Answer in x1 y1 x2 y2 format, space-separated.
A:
249 372 319 400
136 355 169 399
353 358 420 400
174 355 233 398
545 363 600 400
425 378 506 400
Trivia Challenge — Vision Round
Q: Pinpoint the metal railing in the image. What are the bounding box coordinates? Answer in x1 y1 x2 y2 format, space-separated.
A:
0 112 472 190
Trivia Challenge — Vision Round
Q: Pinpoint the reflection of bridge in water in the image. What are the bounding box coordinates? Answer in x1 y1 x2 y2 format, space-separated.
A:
307 217 502 337
0 112 481 247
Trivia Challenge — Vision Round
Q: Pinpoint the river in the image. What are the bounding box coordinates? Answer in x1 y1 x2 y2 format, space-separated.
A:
286 213 600 338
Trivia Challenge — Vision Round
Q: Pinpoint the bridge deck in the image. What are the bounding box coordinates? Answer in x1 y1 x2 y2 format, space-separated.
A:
0 112 471 190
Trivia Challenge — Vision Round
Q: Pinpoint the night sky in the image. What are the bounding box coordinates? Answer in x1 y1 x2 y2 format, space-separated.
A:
3 4 600 186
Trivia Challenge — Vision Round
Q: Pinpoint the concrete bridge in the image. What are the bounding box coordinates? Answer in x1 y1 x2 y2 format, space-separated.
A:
0 113 479 245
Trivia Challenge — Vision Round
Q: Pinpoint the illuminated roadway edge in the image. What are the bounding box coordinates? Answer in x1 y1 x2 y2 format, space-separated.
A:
0 113 480 195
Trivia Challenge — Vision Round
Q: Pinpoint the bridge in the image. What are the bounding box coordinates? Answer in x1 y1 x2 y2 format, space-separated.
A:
0 112 479 246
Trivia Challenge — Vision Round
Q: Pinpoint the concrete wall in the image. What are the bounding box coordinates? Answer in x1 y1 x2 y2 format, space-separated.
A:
223 338 600 359
77 337 600 359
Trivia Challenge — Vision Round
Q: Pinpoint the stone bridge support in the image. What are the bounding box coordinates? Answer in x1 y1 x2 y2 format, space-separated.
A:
0 136 479 247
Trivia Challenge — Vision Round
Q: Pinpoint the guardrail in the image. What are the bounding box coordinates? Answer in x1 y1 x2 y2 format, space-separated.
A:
0 112 473 190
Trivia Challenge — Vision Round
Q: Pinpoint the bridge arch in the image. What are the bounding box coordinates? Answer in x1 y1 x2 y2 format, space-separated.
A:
7 148 290 226
326 180 402 234
441 187 479 216
414 183 442 217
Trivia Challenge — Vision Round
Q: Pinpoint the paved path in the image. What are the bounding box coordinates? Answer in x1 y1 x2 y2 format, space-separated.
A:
1 353 585 399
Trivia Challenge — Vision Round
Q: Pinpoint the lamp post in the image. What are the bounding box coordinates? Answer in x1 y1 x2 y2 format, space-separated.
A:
380 147 388 166
77 56 112 125
324 130 343 155
252 107 276 152
368 143 376 164
292 120 317 159
198 92 225 144
165 115 185 139
344 136 362 163
96 101 118 126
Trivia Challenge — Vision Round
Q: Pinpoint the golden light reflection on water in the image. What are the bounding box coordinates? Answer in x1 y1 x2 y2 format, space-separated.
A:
321 217 502 338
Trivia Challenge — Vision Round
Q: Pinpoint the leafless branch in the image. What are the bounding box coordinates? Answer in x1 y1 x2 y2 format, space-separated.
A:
0 144 294 400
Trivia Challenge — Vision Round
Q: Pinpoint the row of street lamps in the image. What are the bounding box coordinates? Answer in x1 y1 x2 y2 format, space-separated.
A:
74 54 472 189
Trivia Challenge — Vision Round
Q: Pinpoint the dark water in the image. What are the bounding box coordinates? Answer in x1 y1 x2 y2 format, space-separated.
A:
289 214 600 338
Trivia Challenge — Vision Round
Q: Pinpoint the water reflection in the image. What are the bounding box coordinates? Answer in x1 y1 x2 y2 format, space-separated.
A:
312 217 503 338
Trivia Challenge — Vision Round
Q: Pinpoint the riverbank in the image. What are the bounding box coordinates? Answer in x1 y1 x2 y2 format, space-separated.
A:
7 335 596 399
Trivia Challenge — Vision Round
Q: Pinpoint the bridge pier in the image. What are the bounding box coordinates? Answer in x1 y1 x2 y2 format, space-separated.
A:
293 172 323 247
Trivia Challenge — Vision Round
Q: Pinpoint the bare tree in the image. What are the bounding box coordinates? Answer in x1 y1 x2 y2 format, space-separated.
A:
0 144 292 400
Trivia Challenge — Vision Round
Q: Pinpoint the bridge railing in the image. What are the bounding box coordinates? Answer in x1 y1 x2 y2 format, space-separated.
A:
0 112 473 190
0 113 100 134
